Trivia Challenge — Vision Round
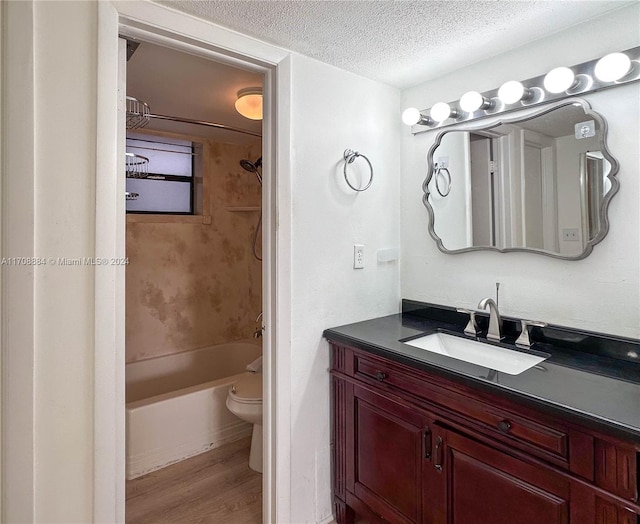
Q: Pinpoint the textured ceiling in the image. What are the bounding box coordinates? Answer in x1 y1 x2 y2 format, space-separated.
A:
158 0 634 88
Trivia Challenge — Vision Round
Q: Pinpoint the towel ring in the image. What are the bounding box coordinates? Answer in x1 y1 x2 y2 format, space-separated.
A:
343 149 373 192
434 164 451 197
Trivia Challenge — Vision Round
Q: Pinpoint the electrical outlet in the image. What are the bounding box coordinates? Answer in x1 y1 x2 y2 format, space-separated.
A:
353 244 364 269
562 228 580 241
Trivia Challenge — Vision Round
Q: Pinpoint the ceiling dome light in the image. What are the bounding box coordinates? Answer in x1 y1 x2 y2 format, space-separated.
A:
543 67 576 93
402 107 432 126
235 87 263 120
430 102 455 122
594 52 631 82
460 91 491 112
498 80 530 104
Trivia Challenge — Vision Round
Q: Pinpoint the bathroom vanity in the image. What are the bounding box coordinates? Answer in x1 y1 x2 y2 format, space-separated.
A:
325 301 640 524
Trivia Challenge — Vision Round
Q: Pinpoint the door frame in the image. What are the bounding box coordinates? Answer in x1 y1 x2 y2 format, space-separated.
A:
95 2 292 522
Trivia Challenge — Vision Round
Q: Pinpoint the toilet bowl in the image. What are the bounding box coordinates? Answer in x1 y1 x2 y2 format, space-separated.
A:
226 372 263 473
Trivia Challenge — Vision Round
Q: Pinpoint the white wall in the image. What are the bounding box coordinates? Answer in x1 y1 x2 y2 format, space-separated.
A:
289 53 401 522
401 4 640 338
2 1 105 521
33 2 98 521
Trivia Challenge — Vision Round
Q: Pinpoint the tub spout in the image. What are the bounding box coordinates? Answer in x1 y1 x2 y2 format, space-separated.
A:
254 311 264 338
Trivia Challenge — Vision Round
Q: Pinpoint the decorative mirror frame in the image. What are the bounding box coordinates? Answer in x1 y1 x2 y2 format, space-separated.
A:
422 98 619 260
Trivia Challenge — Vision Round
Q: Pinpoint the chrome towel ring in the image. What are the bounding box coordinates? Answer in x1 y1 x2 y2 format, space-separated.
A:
343 149 373 192
434 162 451 197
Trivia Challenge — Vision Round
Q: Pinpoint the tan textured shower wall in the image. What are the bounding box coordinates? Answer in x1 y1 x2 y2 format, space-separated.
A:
126 134 262 363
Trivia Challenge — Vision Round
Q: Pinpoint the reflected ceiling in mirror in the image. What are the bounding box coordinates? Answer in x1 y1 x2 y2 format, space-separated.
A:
423 99 619 260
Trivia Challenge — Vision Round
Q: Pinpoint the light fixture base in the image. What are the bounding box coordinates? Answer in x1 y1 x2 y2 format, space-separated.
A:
409 46 639 135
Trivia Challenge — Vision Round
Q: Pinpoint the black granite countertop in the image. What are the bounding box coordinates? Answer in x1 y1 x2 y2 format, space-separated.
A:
324 300 640 443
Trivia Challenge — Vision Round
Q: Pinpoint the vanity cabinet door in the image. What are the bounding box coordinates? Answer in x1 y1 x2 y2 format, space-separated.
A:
592 497 639 524
431 425 571 524
347 384 437 524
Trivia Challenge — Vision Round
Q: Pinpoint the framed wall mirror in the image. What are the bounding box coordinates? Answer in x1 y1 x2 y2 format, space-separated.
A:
423 99 619 260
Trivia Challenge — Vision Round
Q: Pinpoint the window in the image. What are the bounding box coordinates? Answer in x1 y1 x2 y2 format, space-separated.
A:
126 133 202 214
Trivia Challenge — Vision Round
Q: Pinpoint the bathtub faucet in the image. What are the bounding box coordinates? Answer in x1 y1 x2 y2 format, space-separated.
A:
254 312 264 338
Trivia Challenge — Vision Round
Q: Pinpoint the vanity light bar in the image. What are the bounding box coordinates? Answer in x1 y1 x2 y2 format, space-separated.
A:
405 46 640 135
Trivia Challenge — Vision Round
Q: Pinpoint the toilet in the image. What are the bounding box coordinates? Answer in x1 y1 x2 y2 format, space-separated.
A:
226 371 263 473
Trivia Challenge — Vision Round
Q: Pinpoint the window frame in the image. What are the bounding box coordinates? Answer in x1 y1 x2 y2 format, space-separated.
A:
126 133 195 215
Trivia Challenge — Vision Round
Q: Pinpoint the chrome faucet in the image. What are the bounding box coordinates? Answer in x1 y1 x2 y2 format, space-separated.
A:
478 297 504 342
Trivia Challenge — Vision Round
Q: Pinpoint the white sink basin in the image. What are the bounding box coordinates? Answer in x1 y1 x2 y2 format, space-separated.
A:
403 332 548 375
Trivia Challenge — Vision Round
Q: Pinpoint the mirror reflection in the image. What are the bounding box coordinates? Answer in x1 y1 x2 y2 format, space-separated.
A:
424 101 618 259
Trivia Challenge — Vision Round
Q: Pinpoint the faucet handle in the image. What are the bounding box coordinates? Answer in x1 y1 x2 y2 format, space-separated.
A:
457 308 481 337
515 320 547 348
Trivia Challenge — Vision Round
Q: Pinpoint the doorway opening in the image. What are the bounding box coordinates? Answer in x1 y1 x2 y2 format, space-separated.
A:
122 38 265 523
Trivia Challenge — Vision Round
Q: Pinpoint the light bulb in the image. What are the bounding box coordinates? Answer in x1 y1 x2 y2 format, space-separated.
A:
235 87 263 120
594 52 631 82
498 80 528 104
430 102 452 122
460 91 485 112
543 67 576 93
402 107 421 126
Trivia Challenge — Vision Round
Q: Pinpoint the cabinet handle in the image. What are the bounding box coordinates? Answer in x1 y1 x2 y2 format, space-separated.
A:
434 436 443 472
423 428 432 459
375 371 387 382
497 420 512 433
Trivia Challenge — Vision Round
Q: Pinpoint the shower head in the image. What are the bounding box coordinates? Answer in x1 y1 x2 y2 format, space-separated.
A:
240 159 257 172
239 157 263 185
240 156 262 173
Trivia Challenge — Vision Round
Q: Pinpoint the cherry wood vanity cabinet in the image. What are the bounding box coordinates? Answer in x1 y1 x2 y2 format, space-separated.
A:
329 342 640 524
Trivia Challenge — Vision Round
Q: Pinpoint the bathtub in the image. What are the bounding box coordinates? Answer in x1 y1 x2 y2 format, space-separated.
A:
125 341 262 479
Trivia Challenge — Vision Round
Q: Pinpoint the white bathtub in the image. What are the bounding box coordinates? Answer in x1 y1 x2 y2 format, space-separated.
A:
125 341 262 480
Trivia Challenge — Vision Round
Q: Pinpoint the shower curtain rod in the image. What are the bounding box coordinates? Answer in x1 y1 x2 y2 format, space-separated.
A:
148 113 262 138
